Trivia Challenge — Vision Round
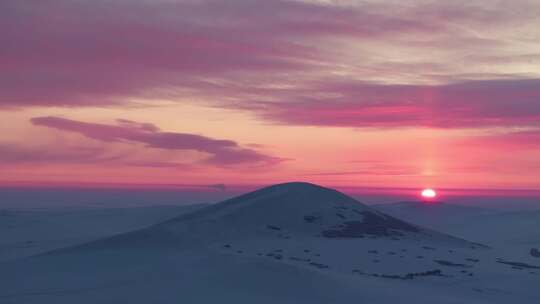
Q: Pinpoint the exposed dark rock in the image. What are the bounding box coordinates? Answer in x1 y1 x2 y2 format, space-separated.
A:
289 257 311 262
309 262 329 269
304 215 321 223
336 213 346 219
422 246 436 250
355 269 443 280
321 211 419 238
266 252 283 260
434 260 472 268
266 225 281 231
466 258 480 263
497 259 540 269
530 248 540 258
381 274 402 279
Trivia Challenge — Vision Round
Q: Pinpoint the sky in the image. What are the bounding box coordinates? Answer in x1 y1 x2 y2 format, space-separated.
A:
1 0 540 191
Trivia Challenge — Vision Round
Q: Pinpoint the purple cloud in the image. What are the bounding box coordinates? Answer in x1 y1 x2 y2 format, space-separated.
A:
240 78 540 129
30 116 284 166
1 0 536 109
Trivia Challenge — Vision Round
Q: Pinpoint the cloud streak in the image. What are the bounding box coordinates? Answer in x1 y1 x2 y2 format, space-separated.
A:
242 78 540 129
30 116 283 166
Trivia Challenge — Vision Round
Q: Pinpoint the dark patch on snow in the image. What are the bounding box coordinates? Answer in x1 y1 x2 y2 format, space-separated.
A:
354 269 443 280
336 213 346 219
368 250 378 254
266 252 283 260
289 256 311 262
422 246 436 250
266 225 281 231
434 260 472 268
309 262 329 269
466 258 480 263
496 259 540 269
304 215 321 223
321 211 419 238
530 248 540 258
223 244 231 248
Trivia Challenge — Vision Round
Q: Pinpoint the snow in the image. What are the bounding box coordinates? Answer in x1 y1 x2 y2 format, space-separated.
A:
0 182 538 303
0 205 204 261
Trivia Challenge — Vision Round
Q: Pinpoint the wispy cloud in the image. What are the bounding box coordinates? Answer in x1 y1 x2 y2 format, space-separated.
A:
29 116 284 166
239 78 540 129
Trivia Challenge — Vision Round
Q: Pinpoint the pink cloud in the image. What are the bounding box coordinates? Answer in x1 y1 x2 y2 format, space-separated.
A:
30 116 284 166
461 129 540 149
242 79 540 129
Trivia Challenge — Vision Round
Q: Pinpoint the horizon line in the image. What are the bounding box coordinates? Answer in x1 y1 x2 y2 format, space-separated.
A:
1 180 540 197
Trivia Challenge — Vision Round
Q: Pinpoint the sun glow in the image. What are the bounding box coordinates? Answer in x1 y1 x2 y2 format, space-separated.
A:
421 188 437 199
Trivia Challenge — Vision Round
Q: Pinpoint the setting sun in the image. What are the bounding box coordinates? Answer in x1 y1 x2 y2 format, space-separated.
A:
421 188 437 199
